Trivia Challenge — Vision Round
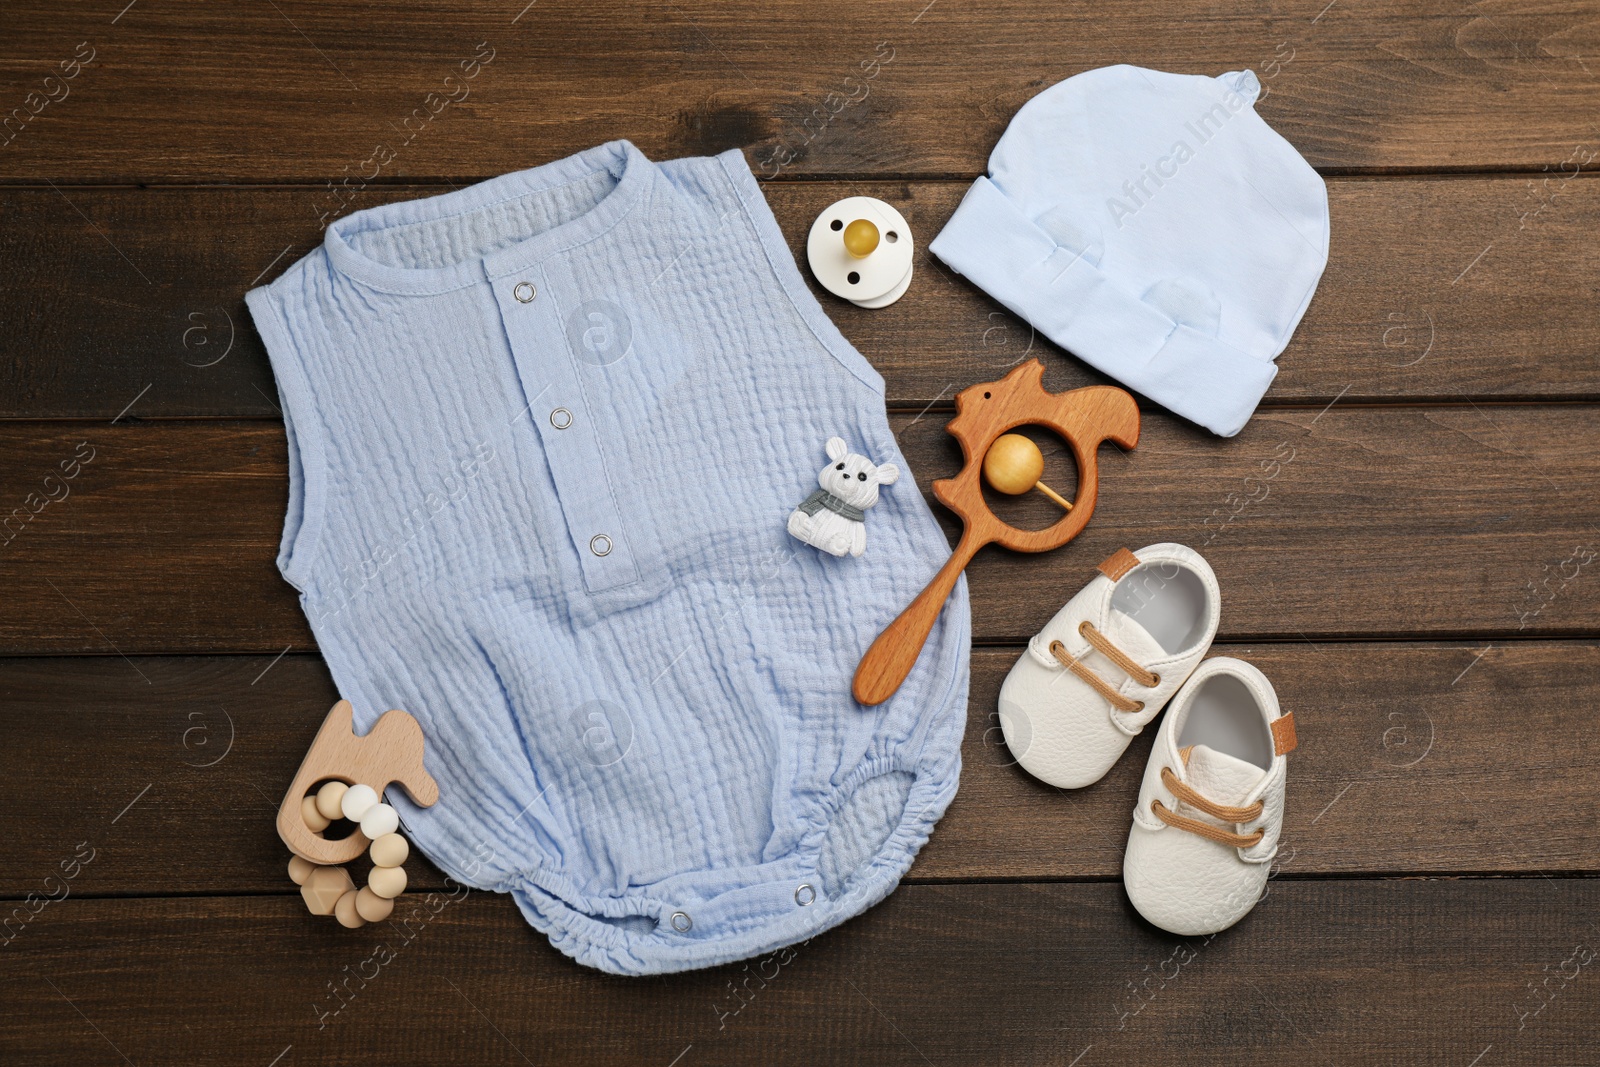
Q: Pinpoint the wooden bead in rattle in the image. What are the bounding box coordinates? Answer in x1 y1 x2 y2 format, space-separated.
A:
983 433 1073 512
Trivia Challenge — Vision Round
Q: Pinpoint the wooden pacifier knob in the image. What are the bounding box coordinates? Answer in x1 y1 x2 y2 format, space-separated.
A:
843 218 880 258
983 433 1073 511
302 865 355 916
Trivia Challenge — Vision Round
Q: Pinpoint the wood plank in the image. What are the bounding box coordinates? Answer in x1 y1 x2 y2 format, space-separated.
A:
2 881 1594 1065
3 1 1598 182
4 175 1598 418
0 409 1596 654
1 644 1593 897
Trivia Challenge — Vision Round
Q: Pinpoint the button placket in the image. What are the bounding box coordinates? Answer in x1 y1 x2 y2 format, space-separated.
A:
493 268 641 592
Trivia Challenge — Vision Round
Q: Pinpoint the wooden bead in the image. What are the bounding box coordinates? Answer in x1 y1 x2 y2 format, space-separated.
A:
340 782 379 822
334 889 366 929
314 780 348 821
983 433 1074 511
843 218 880 258
301 865 355 916
367 864 407 899
287 855 316 886
983 433 1044 495
369 833 409 868
300 794 331 833
354 887 395 922
359 802 399 840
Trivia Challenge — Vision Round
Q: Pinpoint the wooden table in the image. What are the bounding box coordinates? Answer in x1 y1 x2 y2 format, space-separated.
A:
3 3 1598 1063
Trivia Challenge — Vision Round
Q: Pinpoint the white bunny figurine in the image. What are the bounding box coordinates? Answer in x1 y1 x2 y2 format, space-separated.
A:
787 437 900 558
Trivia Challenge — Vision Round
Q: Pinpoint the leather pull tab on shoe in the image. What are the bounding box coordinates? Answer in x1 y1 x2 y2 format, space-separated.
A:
1271 712 1298 756
1098 547 1140 581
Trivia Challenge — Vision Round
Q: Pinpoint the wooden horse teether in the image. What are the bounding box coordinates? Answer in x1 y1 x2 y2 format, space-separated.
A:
852 359 1140 706
277 699 438 866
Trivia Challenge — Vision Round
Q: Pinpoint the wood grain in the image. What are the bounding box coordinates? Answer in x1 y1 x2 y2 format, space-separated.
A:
2 880 1595 1066
3 176 1598 418
4 1 1599 183
0 409 1594 655
1 643 1593 897
3 0 1595 1055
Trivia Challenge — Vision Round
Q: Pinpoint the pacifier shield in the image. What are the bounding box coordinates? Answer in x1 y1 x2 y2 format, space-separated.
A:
806 196 914 308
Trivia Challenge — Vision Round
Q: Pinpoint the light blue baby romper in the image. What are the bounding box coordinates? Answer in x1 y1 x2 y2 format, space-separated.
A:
246 140 970 975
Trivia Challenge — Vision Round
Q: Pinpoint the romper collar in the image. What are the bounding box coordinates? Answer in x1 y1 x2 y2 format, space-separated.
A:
323 140 654 296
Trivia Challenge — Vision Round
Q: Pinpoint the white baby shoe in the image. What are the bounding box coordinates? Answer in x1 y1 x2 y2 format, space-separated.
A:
1123 657 1296 936
997 544 1221 788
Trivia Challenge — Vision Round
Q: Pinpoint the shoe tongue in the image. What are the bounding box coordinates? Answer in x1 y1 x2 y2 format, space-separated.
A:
1103 608 1166 664
1183 744 1266 807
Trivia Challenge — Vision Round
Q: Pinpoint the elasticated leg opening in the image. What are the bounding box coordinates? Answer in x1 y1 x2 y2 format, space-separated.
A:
521 881 661 939
817 770 915 899
590 913 658 936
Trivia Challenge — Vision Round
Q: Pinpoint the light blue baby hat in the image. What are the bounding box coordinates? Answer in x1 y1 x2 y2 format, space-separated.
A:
931 65 1329 437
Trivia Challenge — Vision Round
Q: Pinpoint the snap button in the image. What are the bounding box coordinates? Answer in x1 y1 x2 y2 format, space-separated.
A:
513 281 537 303
795 883 816 906
589 534 613 557
669 910 692 933
549 407 573 430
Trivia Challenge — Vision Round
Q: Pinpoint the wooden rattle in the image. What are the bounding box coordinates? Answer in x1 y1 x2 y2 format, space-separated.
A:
852 359 1140 706
277 698 437 866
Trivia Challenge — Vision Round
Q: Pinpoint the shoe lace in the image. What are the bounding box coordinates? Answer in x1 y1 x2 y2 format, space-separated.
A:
1151 765 1265 848
1048 620 1160 714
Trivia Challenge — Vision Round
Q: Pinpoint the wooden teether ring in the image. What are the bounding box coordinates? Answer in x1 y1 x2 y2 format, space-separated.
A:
276 699 438 866
852 359 1140 706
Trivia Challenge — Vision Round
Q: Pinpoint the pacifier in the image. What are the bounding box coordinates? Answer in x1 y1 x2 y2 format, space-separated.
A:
806 196 914 308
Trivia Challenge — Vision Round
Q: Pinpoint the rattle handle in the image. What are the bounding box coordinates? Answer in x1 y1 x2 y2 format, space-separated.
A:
853 533 983 706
